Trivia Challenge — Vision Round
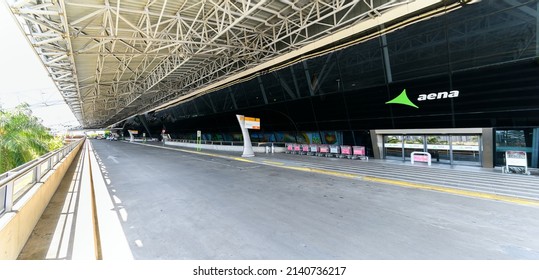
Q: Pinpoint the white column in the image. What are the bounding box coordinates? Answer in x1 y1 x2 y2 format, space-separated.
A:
128 131 135 142
236 115 255 157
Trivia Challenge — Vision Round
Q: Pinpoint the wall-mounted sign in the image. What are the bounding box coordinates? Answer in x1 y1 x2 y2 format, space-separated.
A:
417 90 459 101
386 89 418 108
386 89 460 108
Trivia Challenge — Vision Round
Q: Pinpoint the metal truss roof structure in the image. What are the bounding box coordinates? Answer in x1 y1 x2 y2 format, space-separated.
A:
6 0 456 128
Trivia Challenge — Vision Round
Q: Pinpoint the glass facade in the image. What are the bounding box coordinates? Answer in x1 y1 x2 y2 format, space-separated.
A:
383 134 482 166
451 135 481 166
384 135 403 160
426 135 450 164
404 136 425 161
122 1 539 169
495 128 538 168
129 0 539 137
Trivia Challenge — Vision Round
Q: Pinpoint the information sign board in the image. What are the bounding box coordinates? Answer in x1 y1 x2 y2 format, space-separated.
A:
502 151 529 175
244 117 260 130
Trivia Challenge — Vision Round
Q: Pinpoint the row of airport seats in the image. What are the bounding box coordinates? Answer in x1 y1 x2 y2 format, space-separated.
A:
285 143 368 160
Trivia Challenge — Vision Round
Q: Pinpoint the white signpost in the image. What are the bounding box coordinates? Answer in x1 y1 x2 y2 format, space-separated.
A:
127 130 138 142
236 115 260 157
196 130 202 151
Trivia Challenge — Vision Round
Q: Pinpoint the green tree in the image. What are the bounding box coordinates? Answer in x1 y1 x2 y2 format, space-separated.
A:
0 103 63 174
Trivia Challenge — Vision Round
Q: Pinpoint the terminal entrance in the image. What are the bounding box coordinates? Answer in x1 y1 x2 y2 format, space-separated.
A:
383 134 481 166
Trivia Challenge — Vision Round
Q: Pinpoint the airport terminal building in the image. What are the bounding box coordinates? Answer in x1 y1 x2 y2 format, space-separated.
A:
119 0 539 169
5 0 539 263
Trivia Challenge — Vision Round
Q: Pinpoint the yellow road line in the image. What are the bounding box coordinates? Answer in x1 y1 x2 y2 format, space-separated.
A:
262 160 285 165
233 157 255 163
364 176 539 207
273 165 359 179
302 167 359 179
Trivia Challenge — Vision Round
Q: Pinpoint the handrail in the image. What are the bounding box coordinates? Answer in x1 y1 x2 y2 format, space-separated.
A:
0 138 85 215
165 138 287 147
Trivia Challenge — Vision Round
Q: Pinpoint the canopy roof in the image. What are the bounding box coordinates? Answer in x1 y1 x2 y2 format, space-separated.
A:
7 0 454 128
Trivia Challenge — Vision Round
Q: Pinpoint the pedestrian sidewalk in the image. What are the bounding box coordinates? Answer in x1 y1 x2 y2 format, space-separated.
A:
17 145 86 260
18 141 133 260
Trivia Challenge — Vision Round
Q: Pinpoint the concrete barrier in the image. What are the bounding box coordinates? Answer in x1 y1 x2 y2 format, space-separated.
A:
0 140 84 260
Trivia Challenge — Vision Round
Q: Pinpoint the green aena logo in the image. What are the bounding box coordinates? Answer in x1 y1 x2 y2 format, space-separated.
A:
386 89 459 108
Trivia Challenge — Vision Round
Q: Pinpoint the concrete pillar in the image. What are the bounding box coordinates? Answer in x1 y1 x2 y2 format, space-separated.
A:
532 128 538 168
482 128 494 168
370 130 382 159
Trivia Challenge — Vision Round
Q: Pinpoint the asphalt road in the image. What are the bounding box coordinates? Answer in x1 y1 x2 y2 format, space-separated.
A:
89 139 539 260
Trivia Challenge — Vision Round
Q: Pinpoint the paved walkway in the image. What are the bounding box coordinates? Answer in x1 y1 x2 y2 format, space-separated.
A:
18 146 85 260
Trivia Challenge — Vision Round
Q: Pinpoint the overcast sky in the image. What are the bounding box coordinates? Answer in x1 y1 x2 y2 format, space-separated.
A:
0 2 80 131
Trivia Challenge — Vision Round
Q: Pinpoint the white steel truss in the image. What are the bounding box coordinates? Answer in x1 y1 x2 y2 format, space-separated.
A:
7 0 449 128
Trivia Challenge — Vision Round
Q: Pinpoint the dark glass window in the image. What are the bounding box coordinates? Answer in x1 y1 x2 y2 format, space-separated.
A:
495 129 533 166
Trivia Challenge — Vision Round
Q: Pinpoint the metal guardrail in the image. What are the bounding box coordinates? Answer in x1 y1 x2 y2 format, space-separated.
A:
166 139 287 147
0 138 84 216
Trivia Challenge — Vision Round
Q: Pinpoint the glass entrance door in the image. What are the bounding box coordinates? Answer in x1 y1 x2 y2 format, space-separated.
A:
426 135 450 164
382 133 482 166
451 135 481 166
384 135 403 160
404 135 425 160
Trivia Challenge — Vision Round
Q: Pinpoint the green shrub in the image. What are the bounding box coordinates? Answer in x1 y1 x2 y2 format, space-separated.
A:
0 103 63 174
